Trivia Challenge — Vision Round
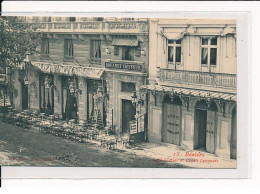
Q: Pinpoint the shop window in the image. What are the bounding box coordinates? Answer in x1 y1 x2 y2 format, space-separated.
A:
122 47 135 61
90 40 101 64
201 37 217 66
64 39 74 60
41 38 49 56
121 82 136 93
167 39 182 65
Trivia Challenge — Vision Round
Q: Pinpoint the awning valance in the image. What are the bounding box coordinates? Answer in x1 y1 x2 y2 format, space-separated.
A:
162 32 185 40
31 62 104 79
112 38 138 47
141 84 236 102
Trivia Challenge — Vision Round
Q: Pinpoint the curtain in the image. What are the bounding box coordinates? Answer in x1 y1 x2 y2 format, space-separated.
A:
65 40 74 57
201 48 208 65
93 40 101 58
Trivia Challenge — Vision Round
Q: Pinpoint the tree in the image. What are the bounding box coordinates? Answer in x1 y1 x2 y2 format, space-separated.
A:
0 16 42 108
0 16 42 68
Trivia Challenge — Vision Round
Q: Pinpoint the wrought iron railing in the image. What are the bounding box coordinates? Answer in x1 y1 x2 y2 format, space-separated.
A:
160 69 236 89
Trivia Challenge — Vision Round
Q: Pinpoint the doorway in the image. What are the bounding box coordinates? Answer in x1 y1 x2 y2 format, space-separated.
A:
122 99 136 134
162 95 182 145
21 81 28 110
196 109 207 150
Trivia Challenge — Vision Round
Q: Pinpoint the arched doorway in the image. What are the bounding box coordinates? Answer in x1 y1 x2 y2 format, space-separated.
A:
162 95 182 145
231 106 237 159
195 100 218 153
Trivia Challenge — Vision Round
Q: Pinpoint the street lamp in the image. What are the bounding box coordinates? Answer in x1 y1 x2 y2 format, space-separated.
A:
131 91 144 108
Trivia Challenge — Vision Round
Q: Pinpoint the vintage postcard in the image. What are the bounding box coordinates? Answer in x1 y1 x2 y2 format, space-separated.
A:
0 16 237 169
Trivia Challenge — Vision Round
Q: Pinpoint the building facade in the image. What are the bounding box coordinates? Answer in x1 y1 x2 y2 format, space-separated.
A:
10 17 237 160
12 16 149 138
143 19 237 159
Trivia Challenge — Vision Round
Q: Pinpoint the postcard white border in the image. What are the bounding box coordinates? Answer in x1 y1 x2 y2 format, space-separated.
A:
1 1 251 179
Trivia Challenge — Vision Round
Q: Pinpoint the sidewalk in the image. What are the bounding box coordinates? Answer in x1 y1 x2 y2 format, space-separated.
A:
128 142 237 168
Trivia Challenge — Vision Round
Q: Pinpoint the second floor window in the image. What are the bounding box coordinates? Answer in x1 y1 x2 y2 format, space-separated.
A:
41 38 49 55
122 46 135 61
91 40 101 59
201 37 217 66
64 39 74 58
168 39 182 65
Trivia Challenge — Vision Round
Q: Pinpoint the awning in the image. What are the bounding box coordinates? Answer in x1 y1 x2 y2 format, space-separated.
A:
162 32 184 40
112 38 138 47
31 62 105 80
141 84 237 102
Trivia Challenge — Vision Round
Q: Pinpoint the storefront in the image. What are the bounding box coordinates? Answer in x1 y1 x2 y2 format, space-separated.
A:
143 84 237 159
194 100 218 154
61 76 79 121
162 95 182 145
39 73 54 115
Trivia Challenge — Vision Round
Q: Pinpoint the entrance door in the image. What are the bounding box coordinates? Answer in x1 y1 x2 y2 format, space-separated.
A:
122 100 136 134
21 82 28 110
231 108 237 159
196 109 207 149
206 110 216 154
162 103 181 145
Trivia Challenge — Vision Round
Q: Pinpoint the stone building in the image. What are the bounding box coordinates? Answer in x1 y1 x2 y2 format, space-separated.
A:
142 19 237 159
12 16 149 139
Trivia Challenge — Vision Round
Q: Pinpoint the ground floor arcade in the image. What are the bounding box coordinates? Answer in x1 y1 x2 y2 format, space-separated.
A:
143 85 237 160
11 65 148 137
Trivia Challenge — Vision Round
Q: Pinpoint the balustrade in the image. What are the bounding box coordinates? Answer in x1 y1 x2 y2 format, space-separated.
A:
160 69 236 89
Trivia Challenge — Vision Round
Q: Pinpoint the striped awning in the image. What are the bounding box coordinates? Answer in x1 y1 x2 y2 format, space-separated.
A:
112 38 138 47
31 62 105 80
141 84 237 102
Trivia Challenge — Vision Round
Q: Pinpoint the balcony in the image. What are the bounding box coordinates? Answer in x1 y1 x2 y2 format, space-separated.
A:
105 60 145 73
28 21 148 34
159 69 237 90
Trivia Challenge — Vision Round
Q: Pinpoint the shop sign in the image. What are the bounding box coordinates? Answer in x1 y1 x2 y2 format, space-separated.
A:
129 120 138 134
105 62 142 72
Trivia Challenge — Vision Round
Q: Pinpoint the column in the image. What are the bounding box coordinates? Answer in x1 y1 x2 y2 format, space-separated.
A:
181 107 195 150
77 77 88 121
147 93 163 143
53 74 62 118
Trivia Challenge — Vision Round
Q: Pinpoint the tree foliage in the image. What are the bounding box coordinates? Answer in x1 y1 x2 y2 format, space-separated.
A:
0 16 42 69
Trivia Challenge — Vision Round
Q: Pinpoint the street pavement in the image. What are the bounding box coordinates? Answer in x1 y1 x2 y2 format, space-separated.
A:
0 121 187 168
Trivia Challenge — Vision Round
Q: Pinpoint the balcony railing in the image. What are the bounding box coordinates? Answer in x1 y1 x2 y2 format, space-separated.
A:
105 60 145 72
28 21 148 33
160 69 237 89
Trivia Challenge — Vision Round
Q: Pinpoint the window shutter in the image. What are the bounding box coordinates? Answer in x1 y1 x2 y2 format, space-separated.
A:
135 46 141 57
114 46 119 56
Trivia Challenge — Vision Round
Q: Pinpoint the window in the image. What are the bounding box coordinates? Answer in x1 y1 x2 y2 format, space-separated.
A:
69 17 76 22
122 47 135 61
121 82 136 93
41 17 51 22
41 38 49 55
91 40 101 59
168 39 182 65
201 37 217 66
64 39 74 58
